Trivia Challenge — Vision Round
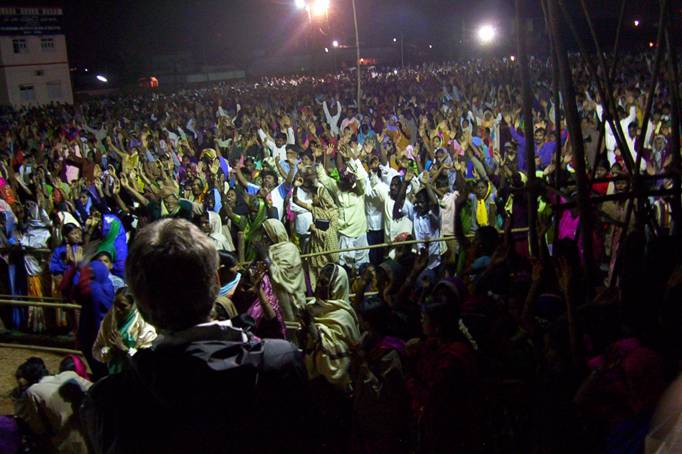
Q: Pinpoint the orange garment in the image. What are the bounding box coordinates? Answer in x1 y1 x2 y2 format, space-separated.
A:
27 275 47 333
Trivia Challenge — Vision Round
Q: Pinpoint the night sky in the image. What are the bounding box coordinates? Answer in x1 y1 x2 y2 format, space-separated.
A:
26 0 670 77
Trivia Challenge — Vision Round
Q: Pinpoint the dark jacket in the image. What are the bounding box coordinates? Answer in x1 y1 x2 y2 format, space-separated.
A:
81 322 308 453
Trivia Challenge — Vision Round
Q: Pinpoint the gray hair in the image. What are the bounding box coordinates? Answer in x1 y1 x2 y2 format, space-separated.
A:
125 218 219 332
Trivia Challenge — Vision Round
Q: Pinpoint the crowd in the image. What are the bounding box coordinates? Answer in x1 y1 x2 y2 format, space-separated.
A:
1 50 682 453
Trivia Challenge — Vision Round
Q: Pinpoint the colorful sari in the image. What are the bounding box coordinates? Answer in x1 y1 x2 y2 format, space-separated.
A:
246 274 286 339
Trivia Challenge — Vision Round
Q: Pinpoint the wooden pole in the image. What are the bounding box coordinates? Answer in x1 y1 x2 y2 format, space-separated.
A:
515 0 539 257
540 0 563 252
624 0 668 230
665 2 682 236
352 0 361 113
559 0 632 173
547 0 595 281
0 343 82 356
0 299 80 309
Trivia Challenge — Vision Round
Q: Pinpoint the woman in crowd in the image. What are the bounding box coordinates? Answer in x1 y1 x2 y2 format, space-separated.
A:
302 263 361 390
260 218 307 321
92 286 157 374
293 174 339 289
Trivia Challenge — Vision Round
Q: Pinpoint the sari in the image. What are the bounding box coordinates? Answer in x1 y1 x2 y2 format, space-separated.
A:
308 186 339 289
95 214 127 278
305 265 361 388
233 199 268 261
92 306 157 375
246 274 286 339
263 219 307 321
20 202 52 332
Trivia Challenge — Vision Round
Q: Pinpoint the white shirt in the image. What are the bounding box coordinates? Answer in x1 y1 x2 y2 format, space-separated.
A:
290 187 314 235
369 173 412 241
365 178 385 232
323 100 342 136
401 203 442 270
258 127 295 163
246 182 289 220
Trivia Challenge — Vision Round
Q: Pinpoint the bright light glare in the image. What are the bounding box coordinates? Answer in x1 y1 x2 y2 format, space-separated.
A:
428 44 433 49
294 0 305 9
649 41 654 48
477 24 497 45
332 40 339 47
393 69 398 74
393 37 397 43
310 0 329 16
510 55 516 61
96 75 108 83
634 19 640 27
324 47 329 53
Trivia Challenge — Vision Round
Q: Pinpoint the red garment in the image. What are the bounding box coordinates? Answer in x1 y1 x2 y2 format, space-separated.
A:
592 181 609 195
406 337 481 452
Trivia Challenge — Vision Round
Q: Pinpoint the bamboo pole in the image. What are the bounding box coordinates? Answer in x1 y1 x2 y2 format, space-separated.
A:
0 294 66 301
664 4 682 236
0 299 80 309
567 0 633 172
547 0 595 282
557 187 680 209
587 0 623 180
297 230 531 260
352 0 361 113
623 0 668 230
607 0 627 83
300 235 456 259
0 343 82 356
540 0 563 252
515 0 539 257
237 231 245 263
558 1 632 173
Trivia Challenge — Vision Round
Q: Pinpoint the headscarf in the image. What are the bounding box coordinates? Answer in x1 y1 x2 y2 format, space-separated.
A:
96 214 127 277
219 273 241 298
207 211 232 251
243 199 268 244
309 186 339 271
262 219 307 316
305 265 361 388
263 218 290 244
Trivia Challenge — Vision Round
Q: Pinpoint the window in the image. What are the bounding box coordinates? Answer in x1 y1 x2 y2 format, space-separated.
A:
41 38 55 51
12 38 27 54
47 81 62 100
19 85 35 103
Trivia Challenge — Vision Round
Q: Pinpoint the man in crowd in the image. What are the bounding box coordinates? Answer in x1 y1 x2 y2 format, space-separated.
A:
80 219 307 453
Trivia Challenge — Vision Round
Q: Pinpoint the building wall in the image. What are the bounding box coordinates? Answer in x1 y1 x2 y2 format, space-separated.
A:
0 25 73 107
3 63 72 106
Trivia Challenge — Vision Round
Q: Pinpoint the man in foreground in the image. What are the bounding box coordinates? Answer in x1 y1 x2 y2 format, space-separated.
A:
81 219 308 453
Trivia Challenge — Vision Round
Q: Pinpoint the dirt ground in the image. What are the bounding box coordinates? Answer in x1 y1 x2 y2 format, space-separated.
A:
0 347 65 415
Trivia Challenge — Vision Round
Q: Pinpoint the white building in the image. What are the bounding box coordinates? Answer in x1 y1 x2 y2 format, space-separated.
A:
0 6 73 107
